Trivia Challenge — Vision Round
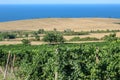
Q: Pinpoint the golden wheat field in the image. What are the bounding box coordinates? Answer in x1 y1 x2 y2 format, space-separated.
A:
0 18 120 31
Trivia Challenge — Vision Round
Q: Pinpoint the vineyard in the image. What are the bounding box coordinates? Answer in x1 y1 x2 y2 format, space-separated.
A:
0 41 120 80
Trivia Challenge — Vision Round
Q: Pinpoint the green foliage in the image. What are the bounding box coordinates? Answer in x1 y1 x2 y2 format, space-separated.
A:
0 32 16 40
32 32 38 36
34 35 40 41
69 37 99 41
64 30 89 36
37 29 44 34
90 29 120 33
43 32 65 44
7 34 16 39
24 33 29 37
63 29 120 36
102 33 118 42
0 42 120 80
21 39 31 45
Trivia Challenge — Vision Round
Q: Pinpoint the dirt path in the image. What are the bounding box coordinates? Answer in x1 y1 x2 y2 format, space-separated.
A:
0 41 103 45
0 41 46 45
64 32 120 40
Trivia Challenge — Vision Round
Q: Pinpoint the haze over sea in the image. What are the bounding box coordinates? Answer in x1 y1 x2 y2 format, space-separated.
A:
0 4 120 22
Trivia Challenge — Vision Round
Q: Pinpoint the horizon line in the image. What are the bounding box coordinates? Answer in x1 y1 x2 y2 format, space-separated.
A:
0 3 120 5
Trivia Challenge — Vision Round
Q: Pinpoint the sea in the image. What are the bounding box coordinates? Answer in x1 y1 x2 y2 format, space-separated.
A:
0 4 120 22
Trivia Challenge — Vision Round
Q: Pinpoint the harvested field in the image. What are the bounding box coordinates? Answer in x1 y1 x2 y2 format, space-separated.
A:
64 32 120 40
0 18 120 31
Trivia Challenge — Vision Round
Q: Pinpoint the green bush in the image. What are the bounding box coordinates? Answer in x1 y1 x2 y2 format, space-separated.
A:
35 35 40 41
21 39 31 45
37 29 44 34
64 31 89 36
43 32 65 44
90 29 120 33
0 32 16 40
102 33 118 42
7 34 16 39
69 37 99 41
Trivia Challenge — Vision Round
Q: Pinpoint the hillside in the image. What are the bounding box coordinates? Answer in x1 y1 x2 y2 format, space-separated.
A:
0 18 120 31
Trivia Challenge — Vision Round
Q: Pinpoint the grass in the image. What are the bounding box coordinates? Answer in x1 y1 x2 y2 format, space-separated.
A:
0 74 3 79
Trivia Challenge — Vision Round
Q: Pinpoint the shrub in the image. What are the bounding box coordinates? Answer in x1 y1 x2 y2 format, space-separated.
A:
33 32 38 36
102 33 118 42
0 32 16 40
7 34 16 39
35 35 40 41
43 32 65 44
69 37 99 41
21 39 31 45
64 31 89 36
37 29 44 34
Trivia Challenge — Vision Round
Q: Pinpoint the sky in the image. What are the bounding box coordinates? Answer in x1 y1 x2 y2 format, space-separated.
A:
0 0 120 4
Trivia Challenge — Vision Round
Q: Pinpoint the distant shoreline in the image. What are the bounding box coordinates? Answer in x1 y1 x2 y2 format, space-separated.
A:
0 17 120 23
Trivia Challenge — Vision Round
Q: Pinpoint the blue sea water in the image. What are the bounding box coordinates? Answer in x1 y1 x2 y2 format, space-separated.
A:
0 4 120 22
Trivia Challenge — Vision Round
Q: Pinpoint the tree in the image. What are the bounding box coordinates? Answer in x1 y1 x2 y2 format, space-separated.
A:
0 32 16 40
21 39 31 45
37 29 44 34
43 32 65 44
7 34 16 39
